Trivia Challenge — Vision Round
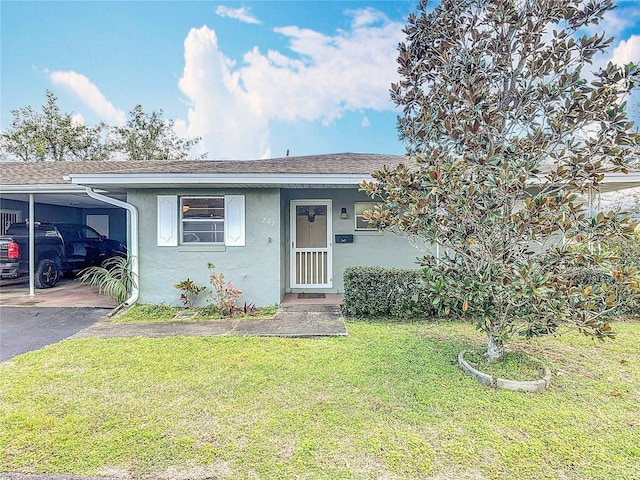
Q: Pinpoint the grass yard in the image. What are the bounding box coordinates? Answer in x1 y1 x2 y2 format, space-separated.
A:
111 303 280 323
1 318 639 479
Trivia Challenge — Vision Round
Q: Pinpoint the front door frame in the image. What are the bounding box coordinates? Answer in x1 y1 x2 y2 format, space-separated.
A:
290 199 333 289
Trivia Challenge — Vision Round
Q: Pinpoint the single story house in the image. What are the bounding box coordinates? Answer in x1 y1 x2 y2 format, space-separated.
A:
2 153 639 307
1 154 427 306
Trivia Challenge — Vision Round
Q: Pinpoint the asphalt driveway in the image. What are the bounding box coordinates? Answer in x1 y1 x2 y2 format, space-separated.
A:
0 307 110 362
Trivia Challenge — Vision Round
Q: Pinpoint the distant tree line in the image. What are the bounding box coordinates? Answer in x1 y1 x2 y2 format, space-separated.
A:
0 90 206 162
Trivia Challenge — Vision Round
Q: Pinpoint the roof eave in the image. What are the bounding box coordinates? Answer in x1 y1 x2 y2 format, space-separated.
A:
66 173 374 188
64 171 640 192
0 184 89 194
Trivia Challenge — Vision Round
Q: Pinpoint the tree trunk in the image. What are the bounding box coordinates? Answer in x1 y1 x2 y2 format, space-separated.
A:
486 334 504 362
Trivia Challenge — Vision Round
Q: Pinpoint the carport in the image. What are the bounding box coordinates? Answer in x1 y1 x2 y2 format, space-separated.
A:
0 161 131 300
0 276 117 308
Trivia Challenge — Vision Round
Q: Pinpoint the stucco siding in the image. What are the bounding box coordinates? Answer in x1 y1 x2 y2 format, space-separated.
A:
129 188 282 307
283 189 430 293
129 186 433 306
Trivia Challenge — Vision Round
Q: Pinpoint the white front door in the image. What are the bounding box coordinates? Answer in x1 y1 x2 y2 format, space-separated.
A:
291 200 332 288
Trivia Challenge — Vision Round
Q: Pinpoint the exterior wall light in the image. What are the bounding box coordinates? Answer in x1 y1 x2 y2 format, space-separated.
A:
340 207 348 219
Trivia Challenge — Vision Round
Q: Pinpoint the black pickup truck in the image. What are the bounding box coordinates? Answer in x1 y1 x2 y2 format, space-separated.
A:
0 222 126 288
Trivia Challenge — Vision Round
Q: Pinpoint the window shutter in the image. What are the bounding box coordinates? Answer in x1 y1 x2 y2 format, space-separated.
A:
225 195 245 247
157 195 178 246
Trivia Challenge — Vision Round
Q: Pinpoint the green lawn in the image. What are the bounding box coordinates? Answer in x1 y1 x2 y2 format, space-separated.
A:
110 303 279 323
1 319 639 479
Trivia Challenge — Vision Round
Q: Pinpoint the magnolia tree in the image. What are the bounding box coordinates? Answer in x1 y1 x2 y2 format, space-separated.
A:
361 0 640 361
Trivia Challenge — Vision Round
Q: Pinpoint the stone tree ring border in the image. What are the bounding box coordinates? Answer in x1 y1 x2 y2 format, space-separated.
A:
458 350 552 393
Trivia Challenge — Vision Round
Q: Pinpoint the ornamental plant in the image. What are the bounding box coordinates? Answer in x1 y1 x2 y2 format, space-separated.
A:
173 278 207 309
79 255 137 306
361 0 640 362
208 263 242 316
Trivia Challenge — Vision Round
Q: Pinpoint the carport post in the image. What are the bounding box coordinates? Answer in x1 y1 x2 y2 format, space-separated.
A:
29 193 35 296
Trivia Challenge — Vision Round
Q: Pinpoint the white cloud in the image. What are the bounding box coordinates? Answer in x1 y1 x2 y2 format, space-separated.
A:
177 26 271 159
595 8 633 37
347 7 388 28
610 35 640 66
361 116 370 128
177 8 403 159
49 70 126 126
585 3 640 78
610 35 640 122
215 6 260 24
583 3 640 38
71 113 85 125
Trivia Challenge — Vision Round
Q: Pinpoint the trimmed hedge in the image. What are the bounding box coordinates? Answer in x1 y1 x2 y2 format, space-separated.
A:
571 267 640 316
342 266 434 319
342 264 640 320
570 267 615 289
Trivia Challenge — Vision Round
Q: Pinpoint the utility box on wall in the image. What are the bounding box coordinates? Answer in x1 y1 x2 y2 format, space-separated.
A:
335 234 354 244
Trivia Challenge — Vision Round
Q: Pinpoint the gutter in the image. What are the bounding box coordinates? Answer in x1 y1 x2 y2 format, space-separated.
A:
1 184 93 194
67 172 373 187
84 187 139 306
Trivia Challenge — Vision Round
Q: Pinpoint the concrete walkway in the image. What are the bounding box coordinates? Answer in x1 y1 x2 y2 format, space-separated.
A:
72 303 347 339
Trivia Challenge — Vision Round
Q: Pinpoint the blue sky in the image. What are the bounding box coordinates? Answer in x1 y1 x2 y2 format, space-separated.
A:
2 1 640 160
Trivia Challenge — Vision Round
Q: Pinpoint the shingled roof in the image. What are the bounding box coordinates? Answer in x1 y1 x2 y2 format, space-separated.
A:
0 153 407 186
2 153 638 193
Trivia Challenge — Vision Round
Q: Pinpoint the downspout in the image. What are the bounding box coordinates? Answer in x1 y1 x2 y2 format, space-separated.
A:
84 187 139 306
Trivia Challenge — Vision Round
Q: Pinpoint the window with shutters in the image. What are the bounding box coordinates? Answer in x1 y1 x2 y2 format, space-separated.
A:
180 197 225 244
157 195 244 247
